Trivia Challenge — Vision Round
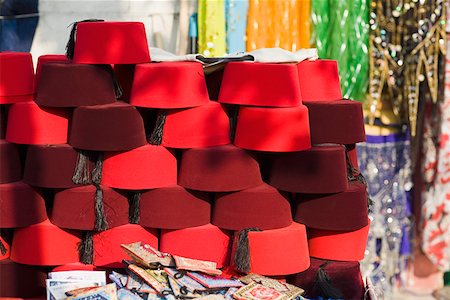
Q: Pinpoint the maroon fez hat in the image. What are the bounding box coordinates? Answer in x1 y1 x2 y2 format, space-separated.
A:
0 259 47 297
23 144 94 188
294 182 369 231
35 63 117 107
268 145 348 194
0 105 6 139
69 101 147 151
0 182 47 228
0 140 21 184
289 257 364 300
51 185 129 230
139 185 211 229
212 183 292 230
35 54 69 86
178 144 263 192
304 100 365 145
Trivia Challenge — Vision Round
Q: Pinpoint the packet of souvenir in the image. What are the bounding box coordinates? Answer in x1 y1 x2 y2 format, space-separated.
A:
121 242 175 268
164 268 207 293
46 280 100 300
117 288 145 300
238 274 303 295
128 264 171 295
224 288 238 299
167 275 201 298
232 282 301 300
64 283 118 300
187 272 243 289
49 271 106 285
173 255 222 276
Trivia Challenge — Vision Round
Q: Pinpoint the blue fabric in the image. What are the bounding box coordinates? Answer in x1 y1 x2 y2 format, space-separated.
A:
225 0 248 54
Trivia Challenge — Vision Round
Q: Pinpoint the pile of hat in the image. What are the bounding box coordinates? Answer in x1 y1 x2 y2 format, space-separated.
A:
0 20 369 299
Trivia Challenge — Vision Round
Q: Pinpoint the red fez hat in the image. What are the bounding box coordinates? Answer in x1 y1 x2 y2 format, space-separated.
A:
6 102 70 145
294 182 369 231
52 262 97 272
297 60 342 101
0 140 21 184
69 101 146 151
307 220 370 261
289 257 364 300
232 223 310 276
212 183 292 230
101 144 177 190
178 145 263 192
347 144 359 169
218 62 301 107
268 145 348 193
35 63 116 107
0 259 47 297
140 185 211 229
23 144 93 188
52 185 129 230
130 62 210 109
93 224 158 268
0 182 47 228
0 52 34 104
0 105 6 139
150 101 230 148
11 219 81 266
234 105 311 152
305 100 365 144
35 54 69 86
69 21 150 64
160 224 232 268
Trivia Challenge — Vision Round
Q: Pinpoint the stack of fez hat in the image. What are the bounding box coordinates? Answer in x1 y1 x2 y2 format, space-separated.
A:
0 20 370 298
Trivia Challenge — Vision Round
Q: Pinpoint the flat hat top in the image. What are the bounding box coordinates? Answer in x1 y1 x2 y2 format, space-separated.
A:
0 52 34 98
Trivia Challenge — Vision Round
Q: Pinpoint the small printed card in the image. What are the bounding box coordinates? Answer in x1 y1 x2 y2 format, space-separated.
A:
187 272 244 289
173 256 222 276
164 268 207 292
46 280 100 300
64 283 118 300
232 282 302 300
121 242 174 268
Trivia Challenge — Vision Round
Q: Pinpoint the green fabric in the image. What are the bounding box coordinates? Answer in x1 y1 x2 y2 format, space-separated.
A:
445 271 450 286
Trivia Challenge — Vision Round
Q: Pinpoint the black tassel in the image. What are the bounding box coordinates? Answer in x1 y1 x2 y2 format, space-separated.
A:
312 262 344 299
72 150 91 185
101 64 123 99
149 112 167 145
78 231 94 264
94 184 109 232
91 152 104 185
65 19 104 60
345 146 373 209
0 237 7 255
233 228 261 273
230 106 239 143
129 192 141 224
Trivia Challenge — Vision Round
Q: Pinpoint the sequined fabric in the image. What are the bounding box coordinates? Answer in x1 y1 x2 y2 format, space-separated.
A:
198 0 227 57
357 133 413 295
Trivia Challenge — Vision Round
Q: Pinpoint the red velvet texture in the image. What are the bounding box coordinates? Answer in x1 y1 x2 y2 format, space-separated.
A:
0 182 47 228
307 220 370 261
297 60 342 101
51 185 129 230
101 144 177 190
305 100 366 145
0 52 35 104
6 102 70 145
0 140 21 184
294 182 369 231
160 224 232 268
0 259 47 297
11 219 81 266
35 54 69 86
23 144 92 188
36 63 116 107
159 101 230 148
231 222 310 276
130 62 210 108
73 22 150 64
234 105 311 152
69 102 147 151
93 224 158 268
289 257 364 300
218 62 302 107
139 185 211 229
268 145 348 193
212 183 292 230
178 144 263 192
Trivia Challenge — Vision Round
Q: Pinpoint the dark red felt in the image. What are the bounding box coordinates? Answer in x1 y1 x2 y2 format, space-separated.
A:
52 262 97 272
0 140 21 184
113 64 135 101
294 182 369 231
178 144 262 192
218 62 301 107
140 185 211 229
0 259 47 297
0 52 34 104
297 60 342 101
35 54 69 87
268 145 348 193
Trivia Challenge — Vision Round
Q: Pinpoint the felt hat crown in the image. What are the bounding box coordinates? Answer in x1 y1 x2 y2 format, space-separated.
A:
35 54 69 86
212 183 292 231
0 140 21 184
36 63 117 107
268 145 348 193
0 105 6 139
0 259 47 297
178 144 263 192
6 102 70 145
159 224 232 268
0 52 35 104
130 62 210 108
139 185 211 229
69 21 150 64
218 62 302 107
234 105 311 152
297 60 342 101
